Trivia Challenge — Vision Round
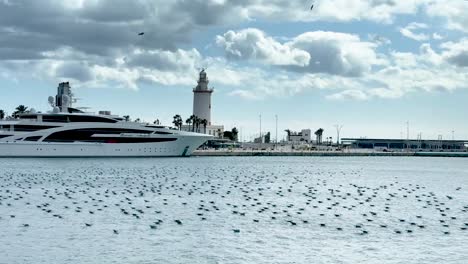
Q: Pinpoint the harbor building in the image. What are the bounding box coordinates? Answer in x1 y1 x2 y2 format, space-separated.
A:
182 69 224 137
342 138 468 151
286 129 312 143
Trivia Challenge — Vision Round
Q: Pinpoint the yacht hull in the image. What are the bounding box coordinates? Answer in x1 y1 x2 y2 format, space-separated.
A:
0 136 207 157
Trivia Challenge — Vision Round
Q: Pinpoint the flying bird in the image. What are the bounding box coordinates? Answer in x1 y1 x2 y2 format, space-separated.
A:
310 0 315 10
138 32 145 36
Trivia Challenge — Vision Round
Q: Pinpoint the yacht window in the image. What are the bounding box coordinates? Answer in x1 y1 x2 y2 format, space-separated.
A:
44 128 153 142
41 115 118 123
13 125 58 132
68 115 118 123
19 114 38 120
153 131 173 135
24 136 42 142
0 135 12 139
42 115 69 123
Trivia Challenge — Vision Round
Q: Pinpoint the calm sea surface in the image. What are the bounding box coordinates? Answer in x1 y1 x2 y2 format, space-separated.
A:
0 157 467 264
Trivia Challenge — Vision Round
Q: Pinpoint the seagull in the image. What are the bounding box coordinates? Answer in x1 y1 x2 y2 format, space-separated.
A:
138 32 145 36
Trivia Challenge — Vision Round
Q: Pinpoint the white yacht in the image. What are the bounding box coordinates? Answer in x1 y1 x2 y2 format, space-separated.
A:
0 82 211 157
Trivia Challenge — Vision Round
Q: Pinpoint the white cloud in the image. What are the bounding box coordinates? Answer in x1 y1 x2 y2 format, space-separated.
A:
218 29 384 77
425 0 468 32
244 0 428 24
216 28 310 66
288 31 384 76
432 33 444 40
440 38 468 67
399 22 429 41
126 48 202 72
326 90 369 101
227 38 468 101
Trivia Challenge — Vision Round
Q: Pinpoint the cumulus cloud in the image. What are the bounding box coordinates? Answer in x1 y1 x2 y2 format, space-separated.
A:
0 0 467 102
425 0 468 32
216 28 310 66
55 61 94 82
243 0 428 24
228 39 468 101
399 22 429 41
326 90 369 101
217 29 383 77
287 31 383 77
440 38 468 67
125 48 202 72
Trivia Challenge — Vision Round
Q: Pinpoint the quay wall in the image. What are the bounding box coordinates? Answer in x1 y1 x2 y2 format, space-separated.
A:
192 151 468 157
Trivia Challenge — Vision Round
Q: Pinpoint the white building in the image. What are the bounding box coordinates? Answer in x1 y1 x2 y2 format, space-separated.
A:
182 69 224 137
288 129 312 143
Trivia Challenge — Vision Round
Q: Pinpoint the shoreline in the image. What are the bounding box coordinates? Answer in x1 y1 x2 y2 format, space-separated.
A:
193 150 468 158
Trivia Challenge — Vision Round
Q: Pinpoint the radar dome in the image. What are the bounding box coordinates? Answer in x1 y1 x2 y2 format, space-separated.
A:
53 107 60 113
48 96 55 105
30 108 36 114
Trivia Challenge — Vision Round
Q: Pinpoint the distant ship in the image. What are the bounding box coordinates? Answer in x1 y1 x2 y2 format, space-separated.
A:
0 82 211 157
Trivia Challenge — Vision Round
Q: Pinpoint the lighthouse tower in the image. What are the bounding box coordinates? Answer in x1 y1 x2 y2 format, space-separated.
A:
193 69 213 125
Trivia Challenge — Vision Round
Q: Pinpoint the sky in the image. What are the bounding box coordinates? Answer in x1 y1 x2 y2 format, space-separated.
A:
0 0 467 142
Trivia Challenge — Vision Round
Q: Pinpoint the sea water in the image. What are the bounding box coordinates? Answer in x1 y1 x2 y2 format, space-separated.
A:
0 157 467 264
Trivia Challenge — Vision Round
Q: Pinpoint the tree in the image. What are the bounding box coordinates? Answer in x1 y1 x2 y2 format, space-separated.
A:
173 115 183 130
315 128 324 145
201 119 208 134
185 116 193 131
264 132 271 143
123 115 131 122
134 118 141 123
153 119 160 125
285 129 291 141
13 105 28 118
0 110 5 120
189 115 196 132
194 116 201 132
231 127 239 142
223 131 233 140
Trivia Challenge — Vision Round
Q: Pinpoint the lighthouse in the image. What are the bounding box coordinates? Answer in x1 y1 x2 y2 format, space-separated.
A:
193 69 213 125
181 69 223 137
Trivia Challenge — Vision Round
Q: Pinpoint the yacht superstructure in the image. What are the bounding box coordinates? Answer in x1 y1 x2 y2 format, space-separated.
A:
0 82 211 157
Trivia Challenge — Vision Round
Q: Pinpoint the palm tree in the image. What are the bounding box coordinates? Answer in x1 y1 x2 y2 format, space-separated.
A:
0 110 5 120
200 119 208 134
123 115 131 122
185 116 193 131
189 115 196 132
13 105 28 118
173 115 183 130
315 128 324 145
194 116 201 133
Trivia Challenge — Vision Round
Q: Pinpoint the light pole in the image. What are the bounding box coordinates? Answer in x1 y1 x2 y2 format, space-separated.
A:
259 114 262 147
275 114 278 145
406 121 409 140
334 125 343 146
